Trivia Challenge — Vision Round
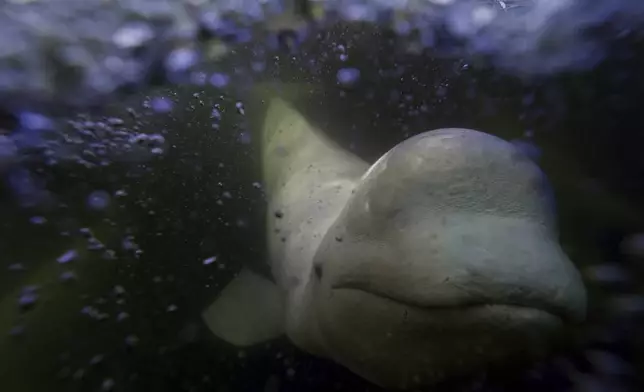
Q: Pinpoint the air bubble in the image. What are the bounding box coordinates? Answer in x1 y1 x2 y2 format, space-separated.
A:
89 354 105 365
106 117 124 126
19 112 54 131
87 237 105 251
238 132 251 144
60 271 77 282
101 378 115 391
113 285 126 296
236 101 245 115
125 335 139 346
165 48 198 74
57 249 78 264
342 4 375 22
18 288 38 310
150 97 174 113
87 190 111 210
29 216 46 224
337 68 361 86
102 249 117 260
112 22 154 49
251 61 266 72
210 73 230 88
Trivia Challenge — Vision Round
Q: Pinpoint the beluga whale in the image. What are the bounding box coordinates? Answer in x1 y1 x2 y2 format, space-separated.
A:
202 84 587 390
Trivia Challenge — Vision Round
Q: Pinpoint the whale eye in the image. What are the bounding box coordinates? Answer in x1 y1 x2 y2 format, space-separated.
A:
314 264 323 280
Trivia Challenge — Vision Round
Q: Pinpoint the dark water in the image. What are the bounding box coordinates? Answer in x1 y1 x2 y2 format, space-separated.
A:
1 5 644 392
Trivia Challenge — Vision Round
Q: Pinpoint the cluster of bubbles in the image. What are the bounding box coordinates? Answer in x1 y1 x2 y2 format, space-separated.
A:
0 1 638 209
0 106 166 207
1 0 637 177
0 0 642 114
440 0 644 74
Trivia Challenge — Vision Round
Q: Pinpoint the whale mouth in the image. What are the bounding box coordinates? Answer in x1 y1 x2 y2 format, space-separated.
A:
318 286 567 390
331 284 568 323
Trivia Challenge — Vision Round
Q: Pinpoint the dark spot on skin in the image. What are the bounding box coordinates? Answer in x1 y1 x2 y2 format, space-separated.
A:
274 210 284 218
335 235 343 242
314 264 323 280
280 237 286 242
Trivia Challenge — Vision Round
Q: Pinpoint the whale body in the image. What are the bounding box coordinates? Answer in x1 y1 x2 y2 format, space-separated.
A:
202 85 586 389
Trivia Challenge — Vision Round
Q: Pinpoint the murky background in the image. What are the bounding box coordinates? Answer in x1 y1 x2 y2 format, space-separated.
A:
1 1 644 391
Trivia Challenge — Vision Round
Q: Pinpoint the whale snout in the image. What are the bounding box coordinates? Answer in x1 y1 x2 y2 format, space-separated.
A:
326 213 586 325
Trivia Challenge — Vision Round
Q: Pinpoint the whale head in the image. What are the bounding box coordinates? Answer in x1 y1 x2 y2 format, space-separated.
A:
301 128 586 389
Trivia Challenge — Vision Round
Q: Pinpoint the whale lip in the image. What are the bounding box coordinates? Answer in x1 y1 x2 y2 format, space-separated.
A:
331 283 570 323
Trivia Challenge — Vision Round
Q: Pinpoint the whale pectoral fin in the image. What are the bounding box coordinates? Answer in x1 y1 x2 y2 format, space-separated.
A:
201 268 286 347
